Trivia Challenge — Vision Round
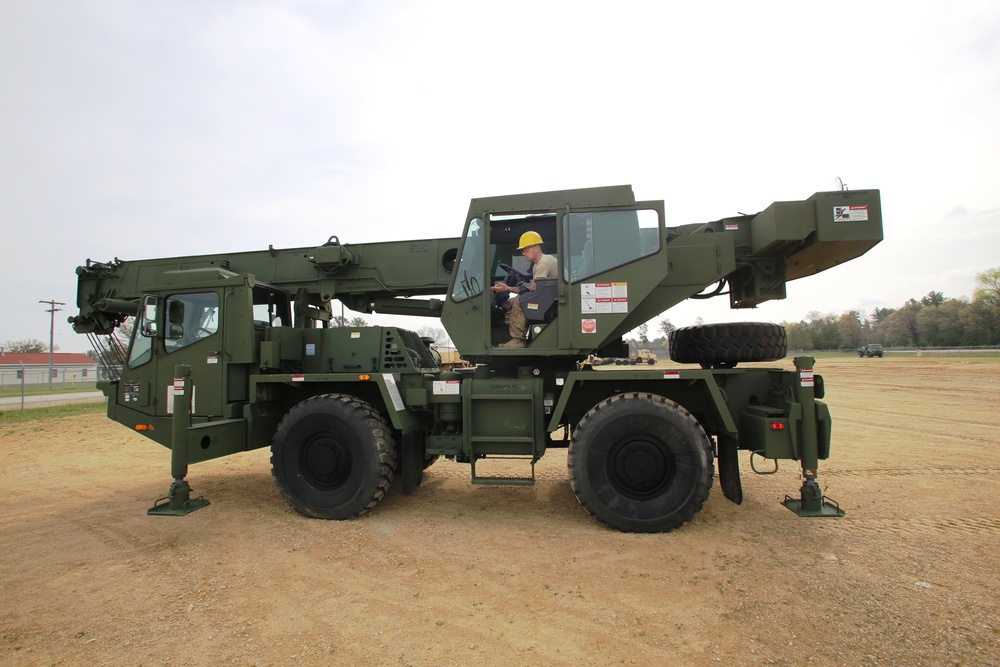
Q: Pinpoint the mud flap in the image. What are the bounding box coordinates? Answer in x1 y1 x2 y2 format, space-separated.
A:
401 430 426 495
717 435 743 505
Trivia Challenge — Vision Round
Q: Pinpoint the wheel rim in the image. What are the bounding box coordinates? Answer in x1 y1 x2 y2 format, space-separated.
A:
607 435 675 500
301 433 352 489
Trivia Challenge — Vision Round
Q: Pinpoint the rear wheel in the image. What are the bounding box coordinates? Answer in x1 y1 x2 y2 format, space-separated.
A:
668 322 787 367
271 394 396 519
568 393 714 533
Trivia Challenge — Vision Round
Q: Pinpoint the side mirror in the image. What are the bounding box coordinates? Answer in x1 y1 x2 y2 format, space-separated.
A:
168 324 185 340
140 296 159 337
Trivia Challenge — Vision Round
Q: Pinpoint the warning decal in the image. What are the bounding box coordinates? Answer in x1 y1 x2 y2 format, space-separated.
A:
432 380 460 395
833 205 869 222
581 282 628 314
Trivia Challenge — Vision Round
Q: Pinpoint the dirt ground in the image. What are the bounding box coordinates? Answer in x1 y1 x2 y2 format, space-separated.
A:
2 356 999 666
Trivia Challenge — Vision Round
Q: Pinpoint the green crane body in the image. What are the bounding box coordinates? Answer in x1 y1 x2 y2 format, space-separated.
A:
71 185 882 531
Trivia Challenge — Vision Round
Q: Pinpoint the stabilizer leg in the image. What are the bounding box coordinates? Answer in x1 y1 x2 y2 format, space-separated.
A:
148 364 209 516
781 357 844 518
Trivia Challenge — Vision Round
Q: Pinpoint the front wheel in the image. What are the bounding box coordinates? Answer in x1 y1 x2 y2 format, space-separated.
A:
568 393 714 533
271 394 396 519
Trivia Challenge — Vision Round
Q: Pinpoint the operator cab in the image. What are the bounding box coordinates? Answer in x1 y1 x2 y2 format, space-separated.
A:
122 278 292 423
445 185 663 356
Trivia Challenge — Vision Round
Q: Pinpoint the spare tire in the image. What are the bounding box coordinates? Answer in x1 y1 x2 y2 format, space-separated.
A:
668 322 787 367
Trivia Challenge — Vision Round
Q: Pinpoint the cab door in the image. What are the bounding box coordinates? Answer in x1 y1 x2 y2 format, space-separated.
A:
157 290 225 418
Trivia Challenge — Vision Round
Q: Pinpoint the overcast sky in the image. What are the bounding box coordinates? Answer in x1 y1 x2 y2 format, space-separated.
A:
2 0 998 353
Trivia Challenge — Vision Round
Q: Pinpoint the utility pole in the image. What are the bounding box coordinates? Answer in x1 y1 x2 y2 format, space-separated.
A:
39 299 65 389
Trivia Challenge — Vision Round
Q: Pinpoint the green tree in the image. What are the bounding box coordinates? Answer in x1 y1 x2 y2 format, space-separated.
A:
917 298 966 346
920 290 946 307
960 300 996 345
972 267 1000 342
784 321 813 350
974 267 1000 305
837 311 864 350
869 307 895 327
804 312 840 349
890 299 922 345
936 299 966 345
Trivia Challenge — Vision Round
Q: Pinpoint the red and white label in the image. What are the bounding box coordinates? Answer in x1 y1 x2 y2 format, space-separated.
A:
800 369 814 387
292 374 305 382
662 370 680 380
172 378 185 394
581 319 597 334
432 380 460 395
833 205 869 222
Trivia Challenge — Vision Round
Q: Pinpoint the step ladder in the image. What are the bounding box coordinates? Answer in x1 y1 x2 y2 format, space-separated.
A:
466 386 541 487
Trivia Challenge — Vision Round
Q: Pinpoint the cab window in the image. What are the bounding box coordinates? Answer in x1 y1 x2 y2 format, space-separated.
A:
252 284 291 327
563 209 660 282
164 292 219 353
451 218 485 303
127 314 153 368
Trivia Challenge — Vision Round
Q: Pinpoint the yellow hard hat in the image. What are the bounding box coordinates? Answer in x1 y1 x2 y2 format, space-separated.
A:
517 231 543 250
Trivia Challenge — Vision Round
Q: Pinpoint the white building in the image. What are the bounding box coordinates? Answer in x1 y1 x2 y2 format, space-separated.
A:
0 352 100 388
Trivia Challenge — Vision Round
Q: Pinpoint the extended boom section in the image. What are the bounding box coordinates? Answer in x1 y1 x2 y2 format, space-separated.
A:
72 235 461 336
71 184 881 531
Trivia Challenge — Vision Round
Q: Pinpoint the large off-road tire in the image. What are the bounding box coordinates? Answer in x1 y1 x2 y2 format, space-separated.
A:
568 393 714 533
271 394 396 520
668 322 787 367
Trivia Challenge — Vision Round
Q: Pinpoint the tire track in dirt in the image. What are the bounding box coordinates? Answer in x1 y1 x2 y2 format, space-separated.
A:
65 515 176 560
830 516 1000 537
823 465 1000 478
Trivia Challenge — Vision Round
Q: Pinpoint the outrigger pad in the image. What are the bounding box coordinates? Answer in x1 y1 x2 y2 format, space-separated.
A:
781 484 845 518
148 481 210 516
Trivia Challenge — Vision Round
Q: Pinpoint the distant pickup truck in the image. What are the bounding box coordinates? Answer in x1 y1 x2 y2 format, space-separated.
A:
858 344 884 358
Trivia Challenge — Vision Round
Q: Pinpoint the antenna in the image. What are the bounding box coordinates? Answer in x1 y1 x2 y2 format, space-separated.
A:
835 176 848 191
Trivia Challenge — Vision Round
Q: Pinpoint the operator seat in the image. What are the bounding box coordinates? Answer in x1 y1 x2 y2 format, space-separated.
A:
520 278 558 324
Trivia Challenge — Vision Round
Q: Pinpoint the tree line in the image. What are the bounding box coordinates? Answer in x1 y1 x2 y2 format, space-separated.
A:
776 267 1000 350
628 267 1000 355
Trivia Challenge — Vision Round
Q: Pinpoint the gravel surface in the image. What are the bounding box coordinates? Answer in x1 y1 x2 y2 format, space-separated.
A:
2 357 998 666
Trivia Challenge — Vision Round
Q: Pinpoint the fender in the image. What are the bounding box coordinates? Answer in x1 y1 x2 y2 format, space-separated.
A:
549 368 738 436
